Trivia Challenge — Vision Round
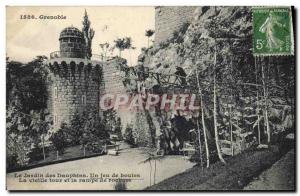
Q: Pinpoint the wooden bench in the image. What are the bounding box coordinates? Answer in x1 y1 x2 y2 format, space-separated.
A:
107 144 120 151
102 143 120 155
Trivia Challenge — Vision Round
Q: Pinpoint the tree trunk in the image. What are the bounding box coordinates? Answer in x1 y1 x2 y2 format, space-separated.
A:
261 58 271 144
196 119 203 169
257 103 261 144
255 57 261 145
201 96 210 168
196 69 210 167
230 106 234 156
213 38 226 164
214 74 226 164
229 56 234 156
154 159 156 185
257 62 261 145
42 135 46 161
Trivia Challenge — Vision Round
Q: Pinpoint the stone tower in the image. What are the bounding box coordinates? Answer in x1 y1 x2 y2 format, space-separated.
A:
48 24 102 129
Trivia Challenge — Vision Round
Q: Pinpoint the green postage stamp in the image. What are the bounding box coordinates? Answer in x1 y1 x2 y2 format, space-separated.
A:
252 7 294 56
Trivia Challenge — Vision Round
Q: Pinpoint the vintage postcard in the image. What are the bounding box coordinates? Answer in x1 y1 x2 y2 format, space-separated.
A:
6 6 295 191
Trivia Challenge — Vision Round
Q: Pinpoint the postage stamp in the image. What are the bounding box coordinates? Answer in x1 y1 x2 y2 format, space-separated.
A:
252 7 294 56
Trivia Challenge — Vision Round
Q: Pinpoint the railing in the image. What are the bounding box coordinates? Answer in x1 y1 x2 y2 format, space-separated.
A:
50 51 62 59
90 54 103 61
50 51 103 61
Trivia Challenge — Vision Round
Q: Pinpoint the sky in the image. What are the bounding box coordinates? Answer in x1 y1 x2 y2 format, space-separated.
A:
6 6 155 66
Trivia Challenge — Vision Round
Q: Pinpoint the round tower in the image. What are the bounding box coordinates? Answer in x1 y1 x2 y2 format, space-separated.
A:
48 26 102 129
59 27 86 58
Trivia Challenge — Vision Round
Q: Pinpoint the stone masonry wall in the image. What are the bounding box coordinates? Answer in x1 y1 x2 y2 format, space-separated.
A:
100 58 127 96
100 58 133 135
155 6 197 45
59 27 86 58
48 59 102 129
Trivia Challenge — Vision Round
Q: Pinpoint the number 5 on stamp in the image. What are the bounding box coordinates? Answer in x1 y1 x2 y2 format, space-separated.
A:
252 7 294 56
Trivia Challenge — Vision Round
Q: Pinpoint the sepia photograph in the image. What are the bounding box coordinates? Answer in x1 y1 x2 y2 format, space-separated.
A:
5 5 295 191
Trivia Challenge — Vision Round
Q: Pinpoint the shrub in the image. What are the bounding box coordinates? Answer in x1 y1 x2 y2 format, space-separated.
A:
66 112 86 146
171 22 190 44
124 124 135 147
50 123 68 155
158 41 170 50
27 144 45 163
6 153 20 170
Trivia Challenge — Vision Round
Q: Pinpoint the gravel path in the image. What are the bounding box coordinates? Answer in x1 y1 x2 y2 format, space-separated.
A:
7 143 195 190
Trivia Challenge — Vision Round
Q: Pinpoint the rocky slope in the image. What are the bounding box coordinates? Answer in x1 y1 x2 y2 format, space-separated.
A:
133 6 254 151
140 6 252 80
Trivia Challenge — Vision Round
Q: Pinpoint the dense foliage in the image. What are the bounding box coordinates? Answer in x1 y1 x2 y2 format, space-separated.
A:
6 56 52 168
137 7 295 165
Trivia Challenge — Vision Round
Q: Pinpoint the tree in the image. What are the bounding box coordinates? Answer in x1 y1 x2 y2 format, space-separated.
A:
6 103 31 167
6 56 52 166
31 55 49 79
213 58 225 164
134 6 295 165
99 42 110 61
80 111 109 154
6 56 49 113
114 37 132 57
145 29 155 48
124 124 135 146
261 57 271 144
6 55 55 166
67 112 86 145
29 109 53 160
115 117 122 138
50 123 68 155
196 69 210 167
82 10 95 59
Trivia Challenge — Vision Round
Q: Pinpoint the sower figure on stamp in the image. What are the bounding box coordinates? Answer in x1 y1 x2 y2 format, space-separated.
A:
259 11 285 52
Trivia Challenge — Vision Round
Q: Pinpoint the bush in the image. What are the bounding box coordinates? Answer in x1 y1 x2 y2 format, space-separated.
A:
66 112 86 146
190 140 218 164
6 153 20 170
86 141 107 154
158 41 170 50
50 123 68 155
27 144 45 163
124 124 136 147
170 22 190 44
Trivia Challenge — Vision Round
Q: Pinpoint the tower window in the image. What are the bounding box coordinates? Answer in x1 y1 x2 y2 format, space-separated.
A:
82 95 86 105
54 87 58 99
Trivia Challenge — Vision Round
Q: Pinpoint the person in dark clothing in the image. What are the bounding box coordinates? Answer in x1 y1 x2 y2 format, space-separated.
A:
175 66 187 85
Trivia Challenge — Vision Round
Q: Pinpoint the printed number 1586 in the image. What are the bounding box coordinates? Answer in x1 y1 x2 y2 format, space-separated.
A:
20 15 36 19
